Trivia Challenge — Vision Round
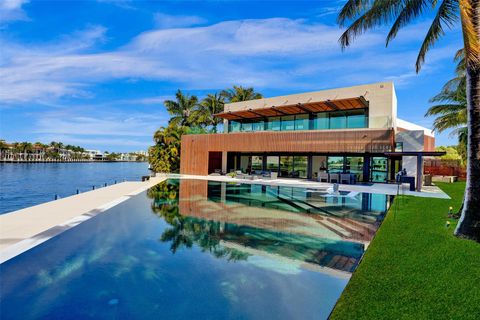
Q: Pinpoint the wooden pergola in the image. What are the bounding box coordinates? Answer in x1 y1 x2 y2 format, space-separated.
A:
214 96 369 120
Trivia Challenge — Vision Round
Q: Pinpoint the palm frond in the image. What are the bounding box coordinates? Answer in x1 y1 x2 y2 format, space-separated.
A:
425 103 465 116
337 0 372 26
339 0 405 49
415 0 459 72
450 126 467 137
431 112 466 132
430 86 466 103
386 0 431 46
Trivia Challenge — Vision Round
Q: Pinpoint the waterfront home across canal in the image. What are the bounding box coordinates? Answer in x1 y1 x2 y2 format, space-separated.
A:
180 82 442 191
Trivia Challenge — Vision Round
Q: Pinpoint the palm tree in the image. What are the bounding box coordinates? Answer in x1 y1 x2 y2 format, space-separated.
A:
150 124 184 173
164 90 198 127
0 140 9 159
192 93 225 133
425 50 467 159
220 85 263 103
337 0 480 240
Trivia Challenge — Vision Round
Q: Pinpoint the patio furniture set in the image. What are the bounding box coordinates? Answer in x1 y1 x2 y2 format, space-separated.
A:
210 169 358 184
317 172 358 184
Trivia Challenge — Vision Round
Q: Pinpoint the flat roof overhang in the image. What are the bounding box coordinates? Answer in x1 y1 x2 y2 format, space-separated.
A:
214 96 369 120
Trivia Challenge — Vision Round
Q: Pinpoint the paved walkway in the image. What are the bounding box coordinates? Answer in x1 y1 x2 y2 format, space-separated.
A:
0 177 165 263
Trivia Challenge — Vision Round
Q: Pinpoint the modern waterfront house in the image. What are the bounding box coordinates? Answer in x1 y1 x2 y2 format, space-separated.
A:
180 82 438 190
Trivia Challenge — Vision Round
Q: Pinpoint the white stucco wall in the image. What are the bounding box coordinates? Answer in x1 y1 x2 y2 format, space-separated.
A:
395 130 425 177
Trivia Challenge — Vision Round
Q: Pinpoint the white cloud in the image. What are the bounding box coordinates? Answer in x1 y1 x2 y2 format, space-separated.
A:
0 17 457 104
30 109 168 151
35 111 166 137
154 12 207 29
0 0 29 23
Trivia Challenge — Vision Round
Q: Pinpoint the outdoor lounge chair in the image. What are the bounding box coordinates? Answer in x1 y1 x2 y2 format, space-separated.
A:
329 173 339 183
263 171 277 179
318 172 329 183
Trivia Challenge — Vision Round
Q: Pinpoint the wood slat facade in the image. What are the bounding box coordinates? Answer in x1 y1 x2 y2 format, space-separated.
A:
180 129 395 175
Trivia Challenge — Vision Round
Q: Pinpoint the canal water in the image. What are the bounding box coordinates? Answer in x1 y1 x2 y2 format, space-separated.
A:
0 162 149 214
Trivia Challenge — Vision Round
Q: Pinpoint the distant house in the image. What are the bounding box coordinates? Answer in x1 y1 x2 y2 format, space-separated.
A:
85 150 103 160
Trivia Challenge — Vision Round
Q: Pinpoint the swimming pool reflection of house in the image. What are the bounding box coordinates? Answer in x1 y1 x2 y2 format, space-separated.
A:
171 179 393 274
180 82 441 190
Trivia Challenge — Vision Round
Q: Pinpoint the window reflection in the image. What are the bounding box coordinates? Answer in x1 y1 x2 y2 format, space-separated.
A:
266 156 279 172
228 109 367 133
327 156 344 173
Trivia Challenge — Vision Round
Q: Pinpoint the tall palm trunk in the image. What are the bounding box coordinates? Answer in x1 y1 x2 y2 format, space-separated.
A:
455 0 480 240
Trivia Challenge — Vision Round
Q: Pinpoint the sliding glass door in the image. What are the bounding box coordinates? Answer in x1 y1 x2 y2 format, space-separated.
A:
346 156 364 181
251 156 263 172
279 156 294 177
294 156 308 178
370 157 388 182
266 156 279 173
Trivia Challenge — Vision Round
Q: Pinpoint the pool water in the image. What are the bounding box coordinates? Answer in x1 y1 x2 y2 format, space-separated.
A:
0 179 391 320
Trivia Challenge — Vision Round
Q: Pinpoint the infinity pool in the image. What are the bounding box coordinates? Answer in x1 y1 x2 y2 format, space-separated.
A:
0 179 391 319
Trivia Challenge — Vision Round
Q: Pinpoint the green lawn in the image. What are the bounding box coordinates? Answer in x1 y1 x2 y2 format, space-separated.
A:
330 182 480 320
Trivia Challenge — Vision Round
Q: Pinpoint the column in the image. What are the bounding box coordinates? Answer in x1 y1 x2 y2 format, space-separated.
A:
416 155 423 192
221 151 227 173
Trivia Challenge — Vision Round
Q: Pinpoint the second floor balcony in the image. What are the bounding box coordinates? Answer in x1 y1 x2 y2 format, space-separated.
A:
215 96 393 133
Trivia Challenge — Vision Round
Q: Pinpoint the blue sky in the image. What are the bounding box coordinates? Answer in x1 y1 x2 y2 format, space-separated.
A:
0 0 463 152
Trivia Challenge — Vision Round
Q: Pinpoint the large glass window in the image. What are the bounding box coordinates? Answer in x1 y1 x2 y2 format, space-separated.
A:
346 156 364 181
330 111 347 129
281 116 295 131
228 108 368 133
251 156 263 172
229 121 241 132
293 156 308 178
241 121 253 132
279 156 294 177
327 156 344 173
266 156 279 173
347 109 367 128
252 120 264 131
370 157 388 182
314 113 329 130
294 114 309 131
266 117 281 131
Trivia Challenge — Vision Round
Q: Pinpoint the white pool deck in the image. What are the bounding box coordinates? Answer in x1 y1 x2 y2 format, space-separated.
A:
180 174 451 199
0 174 450 264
